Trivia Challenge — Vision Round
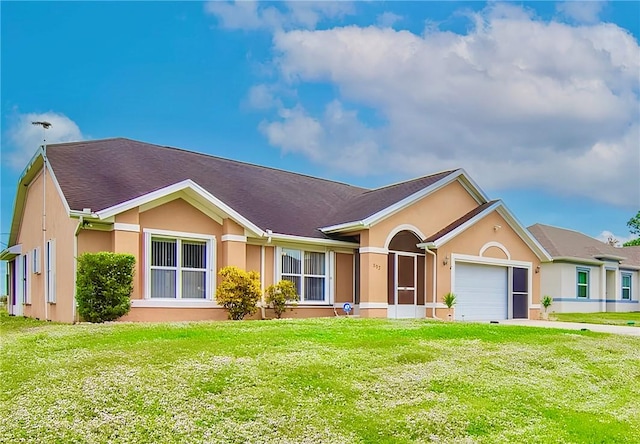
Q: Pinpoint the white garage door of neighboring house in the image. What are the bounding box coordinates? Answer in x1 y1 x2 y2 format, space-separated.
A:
455 263 508 321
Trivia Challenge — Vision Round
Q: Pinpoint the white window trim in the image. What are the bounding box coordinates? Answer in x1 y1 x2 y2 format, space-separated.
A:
276 246 334 305
33 247 41 274
621 272 632 300
22 253 30 305
143 229 216 303
46 239 56 304
577 267 590 299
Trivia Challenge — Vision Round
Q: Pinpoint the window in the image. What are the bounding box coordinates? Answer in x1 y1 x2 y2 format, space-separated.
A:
148 234 211 299
46 239 56 303
622 273 632 300
576 268 589 298
33 247 41 274
21 254 29 304
281 248 327 302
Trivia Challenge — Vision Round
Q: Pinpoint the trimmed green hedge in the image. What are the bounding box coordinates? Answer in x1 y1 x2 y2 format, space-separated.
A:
76 252 135 323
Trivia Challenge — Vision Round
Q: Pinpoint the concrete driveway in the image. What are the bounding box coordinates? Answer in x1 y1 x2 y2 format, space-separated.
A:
499 319 640 336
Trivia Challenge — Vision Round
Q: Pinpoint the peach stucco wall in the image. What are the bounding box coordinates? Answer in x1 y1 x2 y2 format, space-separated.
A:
78 230 112 254
17 168 77 323
263 246 275 288
369 180 479 247
246 244 261 274
437 211 541 307
335 253 354 303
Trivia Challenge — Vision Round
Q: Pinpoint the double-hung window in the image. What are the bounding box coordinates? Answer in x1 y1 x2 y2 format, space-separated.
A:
149 235 211 299
46 239 56 303
281 248 327 303
576 268 589 298
622 273 632 300
21 254 29 304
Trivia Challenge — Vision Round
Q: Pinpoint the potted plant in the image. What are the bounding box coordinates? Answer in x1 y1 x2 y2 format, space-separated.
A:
443 292 456 321
541 295 553 320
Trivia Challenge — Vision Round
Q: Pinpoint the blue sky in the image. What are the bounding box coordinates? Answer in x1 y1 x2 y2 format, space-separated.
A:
1 1 639 267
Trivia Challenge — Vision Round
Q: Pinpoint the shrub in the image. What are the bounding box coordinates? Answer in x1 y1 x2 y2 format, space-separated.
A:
216 266 261 320
541 295 553 313
76 252 135 323
265 280 299 319
443 292 457 309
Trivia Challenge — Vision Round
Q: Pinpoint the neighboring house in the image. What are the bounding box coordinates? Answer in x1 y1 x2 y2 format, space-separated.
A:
528 224 640 313
1 138 550 323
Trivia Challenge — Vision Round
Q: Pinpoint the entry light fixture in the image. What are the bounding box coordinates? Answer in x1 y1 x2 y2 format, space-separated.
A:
493 225 502 232
535 265 540 274
443 255 449 266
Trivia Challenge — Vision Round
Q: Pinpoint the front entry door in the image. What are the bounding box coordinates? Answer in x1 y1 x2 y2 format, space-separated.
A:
395 254 417 318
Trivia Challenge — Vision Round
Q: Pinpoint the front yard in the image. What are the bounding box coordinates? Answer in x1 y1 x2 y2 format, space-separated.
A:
1 312 639 443
553 311 640 326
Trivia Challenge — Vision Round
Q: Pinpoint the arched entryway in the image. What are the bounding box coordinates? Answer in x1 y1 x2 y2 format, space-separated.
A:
387 230 425 319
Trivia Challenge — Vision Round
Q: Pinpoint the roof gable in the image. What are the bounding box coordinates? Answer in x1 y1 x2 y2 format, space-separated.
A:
421 201 551 261
528 223 640 267
320 169 489 233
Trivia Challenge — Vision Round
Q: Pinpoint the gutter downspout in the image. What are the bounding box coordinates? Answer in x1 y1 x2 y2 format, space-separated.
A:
73 217 84 324
423 248 443 320
42 148 49 321
260 245 266 320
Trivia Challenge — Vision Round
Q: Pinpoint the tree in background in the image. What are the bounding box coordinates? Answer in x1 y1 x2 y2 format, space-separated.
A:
623 211 640 247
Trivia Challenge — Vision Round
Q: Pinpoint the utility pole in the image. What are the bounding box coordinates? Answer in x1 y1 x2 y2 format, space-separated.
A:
32 121 51 320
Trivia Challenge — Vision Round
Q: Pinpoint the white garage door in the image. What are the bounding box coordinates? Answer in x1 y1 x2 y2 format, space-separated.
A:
454 263 508 321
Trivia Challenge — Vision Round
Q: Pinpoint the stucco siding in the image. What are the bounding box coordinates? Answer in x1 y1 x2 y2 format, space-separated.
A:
335 253 354 303
369 180 479 247
16 169 76 323
439 211 541 306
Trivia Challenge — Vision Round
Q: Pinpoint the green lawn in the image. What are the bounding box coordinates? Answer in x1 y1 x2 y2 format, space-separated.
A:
553 311 640 327
1 312 639 443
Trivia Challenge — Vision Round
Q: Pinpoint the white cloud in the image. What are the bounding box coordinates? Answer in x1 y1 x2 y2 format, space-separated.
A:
377 12 402 28
259 100 380 174
259 5 639 206
204 0 354 31
557 1 606 24
596 230 637 247
4 112 84 170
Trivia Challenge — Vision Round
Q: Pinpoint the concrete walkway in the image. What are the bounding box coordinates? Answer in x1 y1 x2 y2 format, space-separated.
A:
499 319 640 336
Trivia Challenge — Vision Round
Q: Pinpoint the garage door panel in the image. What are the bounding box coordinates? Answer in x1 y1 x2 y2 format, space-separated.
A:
455 263 507 321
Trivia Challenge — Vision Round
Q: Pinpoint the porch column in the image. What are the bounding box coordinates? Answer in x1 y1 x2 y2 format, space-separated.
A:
358 247 388 318
221 219 246 269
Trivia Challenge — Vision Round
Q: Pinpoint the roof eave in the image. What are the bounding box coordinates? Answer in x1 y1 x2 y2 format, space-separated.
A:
320 169 490 234
552 256 605 266
92 179 265 237
593 254 627 262
0 244 22 261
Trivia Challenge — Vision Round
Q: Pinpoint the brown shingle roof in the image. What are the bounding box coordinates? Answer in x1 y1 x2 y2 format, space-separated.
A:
527 223 640 266
45 138 459 239
327 171 456 226
424 201 499 242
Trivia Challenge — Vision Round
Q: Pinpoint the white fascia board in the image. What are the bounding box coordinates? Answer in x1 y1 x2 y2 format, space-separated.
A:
361 169 465 227
456 169 491 203
320 171 463 233
269 232 359 248
0 244 22 261
553 256 605 266
319 220 366 234
429 201 502 248
7 150 45 246
93 179 264 237
321 169 491 234
46 160 72 215
495 206 553 262
593 254 626 262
